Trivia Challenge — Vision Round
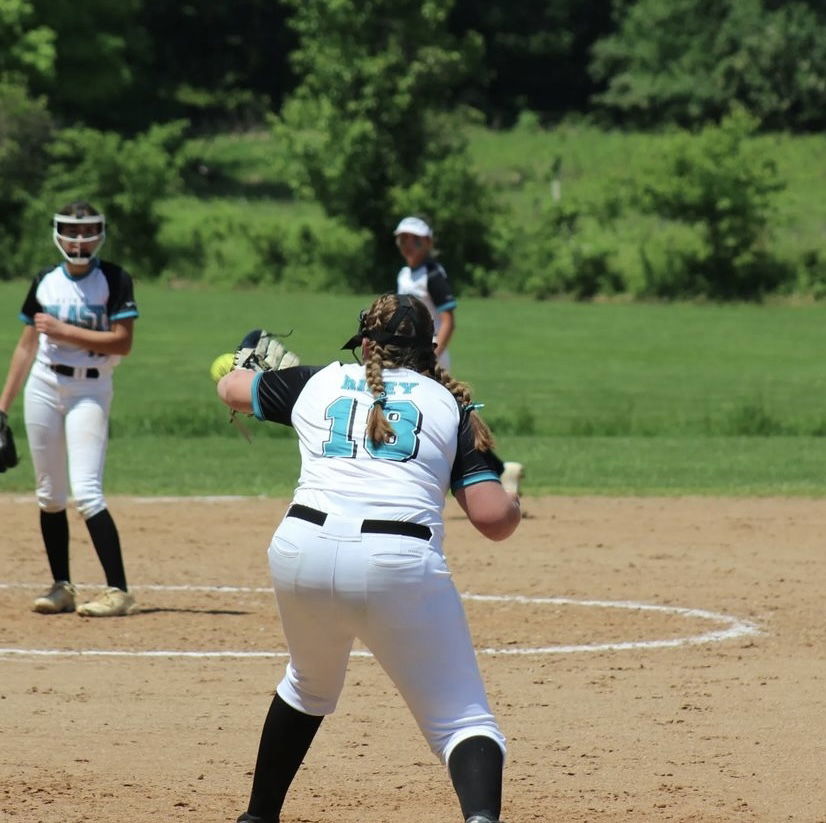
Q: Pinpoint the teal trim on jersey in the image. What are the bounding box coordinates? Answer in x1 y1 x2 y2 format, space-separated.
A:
19 312 33 325
435 299 457 313
251 371 265 420
110 309 140 321
450 470 500 492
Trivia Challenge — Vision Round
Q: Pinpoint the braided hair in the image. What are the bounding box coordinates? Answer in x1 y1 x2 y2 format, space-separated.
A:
359 294 495 451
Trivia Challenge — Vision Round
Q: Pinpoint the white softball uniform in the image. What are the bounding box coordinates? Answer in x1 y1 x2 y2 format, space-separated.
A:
19 260 138 518
251 361 505 763
397 259 457 369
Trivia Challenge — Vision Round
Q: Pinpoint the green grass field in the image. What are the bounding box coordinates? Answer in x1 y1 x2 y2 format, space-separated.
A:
2 281 826 496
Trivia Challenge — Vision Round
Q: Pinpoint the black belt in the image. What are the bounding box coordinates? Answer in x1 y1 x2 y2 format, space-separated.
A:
287 503 431 541
50 364 99 378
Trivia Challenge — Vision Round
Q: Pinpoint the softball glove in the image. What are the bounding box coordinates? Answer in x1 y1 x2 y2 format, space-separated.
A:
234 329 300 373
0 410 20 472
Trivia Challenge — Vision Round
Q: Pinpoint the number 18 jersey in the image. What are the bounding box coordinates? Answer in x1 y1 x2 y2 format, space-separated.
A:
252 361 500 535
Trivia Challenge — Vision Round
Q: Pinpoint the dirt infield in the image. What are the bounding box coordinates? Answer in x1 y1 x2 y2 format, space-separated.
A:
1 494 824 823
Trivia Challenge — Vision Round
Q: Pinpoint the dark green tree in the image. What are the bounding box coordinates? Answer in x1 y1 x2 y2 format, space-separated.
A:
28 0 151 131
275 0 497 290
0 0 55 87
0 81 54 279
0 0 55 278
24 0 295 132
137 0 296 130
590 0 826 130
448 0 615 125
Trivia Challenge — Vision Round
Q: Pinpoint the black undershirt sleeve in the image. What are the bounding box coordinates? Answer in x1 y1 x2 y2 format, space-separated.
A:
450 409 504 491
101 261 138 320
19 270 48 321
255 366 323 425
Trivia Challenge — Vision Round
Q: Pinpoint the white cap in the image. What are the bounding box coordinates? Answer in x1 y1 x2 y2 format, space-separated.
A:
393 216 432 238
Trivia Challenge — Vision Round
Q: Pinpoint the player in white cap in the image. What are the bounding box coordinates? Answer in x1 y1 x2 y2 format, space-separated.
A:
394 215 457 369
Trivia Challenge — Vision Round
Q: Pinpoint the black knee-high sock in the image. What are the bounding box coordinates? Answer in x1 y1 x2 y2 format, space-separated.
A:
85 509 127 591
40 510 70 582
245 692 324 822
448 735 504 821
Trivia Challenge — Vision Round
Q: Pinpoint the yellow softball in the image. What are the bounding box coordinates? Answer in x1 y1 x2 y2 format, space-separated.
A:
209 352 235 383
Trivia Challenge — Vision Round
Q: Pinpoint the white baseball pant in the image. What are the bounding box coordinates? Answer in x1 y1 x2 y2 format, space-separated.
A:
268 511 506 764
23 361 113 519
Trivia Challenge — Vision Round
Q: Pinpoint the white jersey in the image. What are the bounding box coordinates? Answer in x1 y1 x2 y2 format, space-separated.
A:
262 360 508 767
20 259 139 373
396 258 456 335
252 361 500 537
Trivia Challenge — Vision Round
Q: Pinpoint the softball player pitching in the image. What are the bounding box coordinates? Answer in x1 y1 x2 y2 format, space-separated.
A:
218 293 521 823
0 200 139 617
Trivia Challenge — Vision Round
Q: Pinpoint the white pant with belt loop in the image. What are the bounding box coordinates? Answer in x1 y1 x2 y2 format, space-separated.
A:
268 511 506 764
23 361 113 519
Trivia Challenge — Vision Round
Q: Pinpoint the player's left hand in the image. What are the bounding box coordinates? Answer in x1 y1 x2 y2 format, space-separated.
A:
234 329 300 373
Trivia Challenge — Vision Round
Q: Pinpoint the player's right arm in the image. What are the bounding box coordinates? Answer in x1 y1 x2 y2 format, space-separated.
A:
218 369 256 415
454 481 521 542
450 408 521 541
0 325 38 413
218 365 322 422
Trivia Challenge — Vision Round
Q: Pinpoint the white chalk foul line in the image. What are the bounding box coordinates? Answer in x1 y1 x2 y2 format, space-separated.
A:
0 584 761 660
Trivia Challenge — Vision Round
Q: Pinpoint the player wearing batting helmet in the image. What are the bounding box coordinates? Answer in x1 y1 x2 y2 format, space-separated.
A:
0 200 139 617
217 293 520 823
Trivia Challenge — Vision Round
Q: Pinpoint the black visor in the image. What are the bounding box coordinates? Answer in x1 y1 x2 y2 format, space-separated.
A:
340 296 432 351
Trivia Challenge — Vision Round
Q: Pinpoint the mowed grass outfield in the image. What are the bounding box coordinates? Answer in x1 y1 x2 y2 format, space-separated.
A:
2 280 826 496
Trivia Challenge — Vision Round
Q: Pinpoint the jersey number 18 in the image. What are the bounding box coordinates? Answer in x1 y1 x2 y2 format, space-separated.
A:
322 397 422 462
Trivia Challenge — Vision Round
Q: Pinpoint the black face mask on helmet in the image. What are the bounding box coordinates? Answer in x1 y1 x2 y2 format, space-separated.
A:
341 295 434 353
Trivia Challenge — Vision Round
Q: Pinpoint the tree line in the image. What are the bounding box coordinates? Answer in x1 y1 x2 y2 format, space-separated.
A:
5 0 826 132
2 0 826 299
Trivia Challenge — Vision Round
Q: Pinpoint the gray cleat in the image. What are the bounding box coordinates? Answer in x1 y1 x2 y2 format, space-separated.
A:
32 580 76 614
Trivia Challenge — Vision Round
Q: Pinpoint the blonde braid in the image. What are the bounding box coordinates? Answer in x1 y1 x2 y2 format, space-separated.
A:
433 364 495 451
364 345 394 445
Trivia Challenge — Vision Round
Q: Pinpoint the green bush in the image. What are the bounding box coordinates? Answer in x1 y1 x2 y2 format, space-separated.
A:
498 198 626 299
793 249 826 300
266 219 373 292
637 220 707 298
160 207 373 291
636 109 792 299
